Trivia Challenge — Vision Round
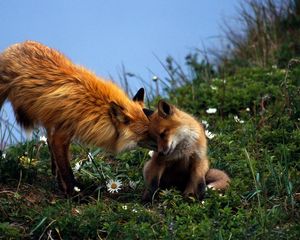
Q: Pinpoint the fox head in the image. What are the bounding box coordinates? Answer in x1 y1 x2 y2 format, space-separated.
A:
149 100 205 156
109 88 156 152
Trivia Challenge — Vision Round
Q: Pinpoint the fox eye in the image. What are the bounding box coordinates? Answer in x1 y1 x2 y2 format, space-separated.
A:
159 130 167 139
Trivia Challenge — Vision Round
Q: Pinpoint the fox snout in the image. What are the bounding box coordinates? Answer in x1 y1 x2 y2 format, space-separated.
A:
158 140 175 155
138 134 157 151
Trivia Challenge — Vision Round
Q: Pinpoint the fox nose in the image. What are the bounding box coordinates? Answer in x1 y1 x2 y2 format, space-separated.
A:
158 145 170 155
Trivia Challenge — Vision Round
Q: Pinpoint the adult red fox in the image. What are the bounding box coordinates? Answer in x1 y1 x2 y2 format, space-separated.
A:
143 100 230 201
0 41 155 194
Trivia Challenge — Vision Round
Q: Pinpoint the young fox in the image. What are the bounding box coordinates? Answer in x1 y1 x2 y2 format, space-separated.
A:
143 100 230 201
0 41 154 194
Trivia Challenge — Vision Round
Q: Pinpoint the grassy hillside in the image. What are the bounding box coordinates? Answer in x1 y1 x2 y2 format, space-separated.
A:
0 64 299 239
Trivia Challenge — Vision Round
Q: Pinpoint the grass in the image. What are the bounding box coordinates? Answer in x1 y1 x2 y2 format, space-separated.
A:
0 66 299 239
0 115 299 239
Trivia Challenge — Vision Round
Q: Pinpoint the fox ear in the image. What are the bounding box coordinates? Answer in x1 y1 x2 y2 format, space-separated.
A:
143 108 154 119
132 88 145 106
158 100 173 118
110 102 130 124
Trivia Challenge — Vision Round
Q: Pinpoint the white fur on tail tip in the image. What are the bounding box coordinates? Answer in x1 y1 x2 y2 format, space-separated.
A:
148 150 154 157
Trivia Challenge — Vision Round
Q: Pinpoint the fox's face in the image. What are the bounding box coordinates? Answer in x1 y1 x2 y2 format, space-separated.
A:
149 100 201 156
109 88 156 152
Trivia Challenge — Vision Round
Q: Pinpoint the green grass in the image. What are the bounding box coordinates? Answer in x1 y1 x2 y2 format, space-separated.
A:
1 66 300 239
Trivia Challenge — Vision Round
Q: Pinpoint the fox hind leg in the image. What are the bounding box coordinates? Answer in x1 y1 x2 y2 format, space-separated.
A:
47 130 77 195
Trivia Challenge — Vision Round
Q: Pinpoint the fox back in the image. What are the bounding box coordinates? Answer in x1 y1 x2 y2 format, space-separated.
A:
0 41 155 194
0 41 150 153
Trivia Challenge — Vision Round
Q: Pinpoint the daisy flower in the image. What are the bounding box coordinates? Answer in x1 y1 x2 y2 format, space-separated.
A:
39 136 47 144
206 108 217 114
201 120 209 128
73 162 82 172
234 116 245 123
205 130 215 139
106 179 122 193
148 150 154 157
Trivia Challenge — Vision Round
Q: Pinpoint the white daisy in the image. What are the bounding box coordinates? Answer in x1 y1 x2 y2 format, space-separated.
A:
122 205 128 210
152 76 158 82
148 150 154 157
73 162 82 172
246 107 250 112
106 179 122 193
206 108 217 114
39 136 47 144
234 116 245 123
201 120 209 128
205 130 215 139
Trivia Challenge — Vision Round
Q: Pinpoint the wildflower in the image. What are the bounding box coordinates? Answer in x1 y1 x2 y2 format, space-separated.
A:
39 135 47 144
2 152 6 159
132 208 138 213
106 179 122 193
19 155 38 168
205 130 215 139
122 205 128 210
201 120 209 128
206 108 217 114
148 150 154 157
234 116 244 123
73 162 82 172
74 186 81 192
246 107 250 112
152 76 158 82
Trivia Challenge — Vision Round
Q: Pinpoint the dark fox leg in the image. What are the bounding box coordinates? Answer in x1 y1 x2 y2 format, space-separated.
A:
46 128 57 176
183 157 209 200
142 153 166 202
48 130 76 195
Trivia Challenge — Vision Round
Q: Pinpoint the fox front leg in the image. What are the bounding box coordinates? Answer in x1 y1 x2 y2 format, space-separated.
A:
183 157 209 200
142 153 166 202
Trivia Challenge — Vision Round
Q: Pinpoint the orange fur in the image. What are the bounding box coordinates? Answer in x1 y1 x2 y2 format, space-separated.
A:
143 100 230 201
0 41 154 194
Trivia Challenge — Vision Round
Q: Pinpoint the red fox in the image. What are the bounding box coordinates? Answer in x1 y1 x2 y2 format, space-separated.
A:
143 100 230 201
0 41 155 194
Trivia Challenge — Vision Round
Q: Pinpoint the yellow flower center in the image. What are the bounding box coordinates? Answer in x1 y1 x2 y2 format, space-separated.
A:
111 183 117 189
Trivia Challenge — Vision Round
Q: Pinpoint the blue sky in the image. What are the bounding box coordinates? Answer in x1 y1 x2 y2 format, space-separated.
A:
0 0 239 92
0 0 239 142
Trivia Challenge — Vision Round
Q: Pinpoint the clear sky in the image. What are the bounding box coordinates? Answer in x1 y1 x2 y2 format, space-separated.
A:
0 0 239 142
0 0 239 92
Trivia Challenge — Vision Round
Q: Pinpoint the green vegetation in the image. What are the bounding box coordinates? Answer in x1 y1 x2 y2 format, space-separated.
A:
1 0 300 239
1 64 299 239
